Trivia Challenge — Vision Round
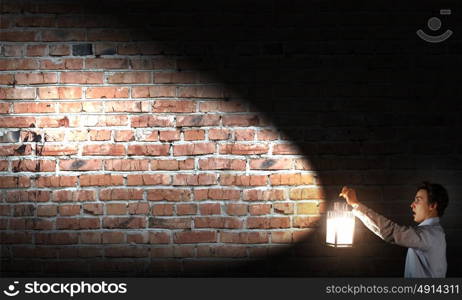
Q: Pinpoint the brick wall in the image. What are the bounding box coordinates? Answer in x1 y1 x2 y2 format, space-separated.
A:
1 0 462 276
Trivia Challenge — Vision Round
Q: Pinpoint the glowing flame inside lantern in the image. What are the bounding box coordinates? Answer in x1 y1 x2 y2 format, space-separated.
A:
326 202 355 247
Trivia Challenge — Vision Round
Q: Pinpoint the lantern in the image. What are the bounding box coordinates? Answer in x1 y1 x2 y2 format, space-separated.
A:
326 200 355 247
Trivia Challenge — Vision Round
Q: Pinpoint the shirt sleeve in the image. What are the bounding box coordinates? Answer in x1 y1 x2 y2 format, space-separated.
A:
352 203 430 250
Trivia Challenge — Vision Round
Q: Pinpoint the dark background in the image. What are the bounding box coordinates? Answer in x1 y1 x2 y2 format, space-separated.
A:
2 0 462 276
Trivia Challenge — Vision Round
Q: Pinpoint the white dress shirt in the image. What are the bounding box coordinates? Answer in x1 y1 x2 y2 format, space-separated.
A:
352 203 447 278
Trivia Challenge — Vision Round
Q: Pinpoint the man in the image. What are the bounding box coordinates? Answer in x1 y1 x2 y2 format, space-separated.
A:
340 182 449 278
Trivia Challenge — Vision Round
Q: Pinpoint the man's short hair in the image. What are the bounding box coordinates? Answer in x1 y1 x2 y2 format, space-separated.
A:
417 181 449 217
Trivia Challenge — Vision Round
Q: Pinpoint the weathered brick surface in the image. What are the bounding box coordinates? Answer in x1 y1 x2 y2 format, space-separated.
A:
1 0 461 278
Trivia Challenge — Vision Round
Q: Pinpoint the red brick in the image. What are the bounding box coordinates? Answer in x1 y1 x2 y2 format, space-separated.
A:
80 232 101 244
198 158 245 170
61 72 103 84
2 45 23 56
60 159 102 171
208 129 231 140
36 116 79 128
59 205 80 216
173 231 216 243
289 188 325 200
176 115 220 127
36 205 57 217
153 100 195 112
105 159 149 171
244 190 285 201
12 159 56 172
105 101 143 112
128 202 150 214
0 116 36 128
220 175 267 186
15 72 57 84
149 232 170 244
37 144 78 155
176 204 197 215
159 130 180 142
127 174 170 186
38 87 82 99
85 58 128 69
258 129 279 141
7 190 50 202
149 217 192 229
12 204 35 216
250 158 293 170
269 173 314 185
0 74 14 84
234 129 255 141
127 144 169 156
1 232 33 244
87 87 129 99
2 31 38 42
296 202 322 214
0 58 37 70
222 114 261 126
293 216 321 228
0 145 33 156
83 203 104 215
173 143 215 156
100 189 143 201
172 174 217 186
184 129 205 141
249 204 271 215
151 204 174 216
80 174 124 186
106 203 127 215
127 233 149 244
105 246 149 258
114 130 134 142
178 86 223 98
194 189 240 201
272 143 302 155
247 217 291 229
82 144 125 156
13 102 56 113
103 217 146 229
0 87 35 99
151 159 194 170
147 189 191 201
102 232 125 244
219 144 268 155
88 130 110 142
35 233 78 245
199 203 221 215
271 231 293 243
154 71 200 84
130 115 174 127
49 44 70 56
107 72 151 83
56 218 100 230
36 176 77 187
194 217 243 229
67 130 88 141
40 58 83 70
0 176 30 188
220 231 268 244
82 115 127 126
226 203 248 216
53 190 96 202
132 86 176 98
273 203 294 214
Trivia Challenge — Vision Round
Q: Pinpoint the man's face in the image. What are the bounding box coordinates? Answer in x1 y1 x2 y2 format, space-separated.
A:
410 189 437 223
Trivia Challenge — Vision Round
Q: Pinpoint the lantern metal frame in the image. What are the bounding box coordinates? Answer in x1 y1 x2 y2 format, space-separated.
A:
326 200 355 248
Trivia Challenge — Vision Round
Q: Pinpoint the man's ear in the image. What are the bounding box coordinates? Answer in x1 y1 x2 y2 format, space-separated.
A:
429 202 438 212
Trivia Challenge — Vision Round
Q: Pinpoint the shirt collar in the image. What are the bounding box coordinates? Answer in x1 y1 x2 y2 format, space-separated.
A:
418 217 440 226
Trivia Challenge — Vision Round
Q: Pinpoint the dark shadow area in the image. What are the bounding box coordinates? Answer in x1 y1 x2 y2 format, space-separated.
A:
2 0 462 276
